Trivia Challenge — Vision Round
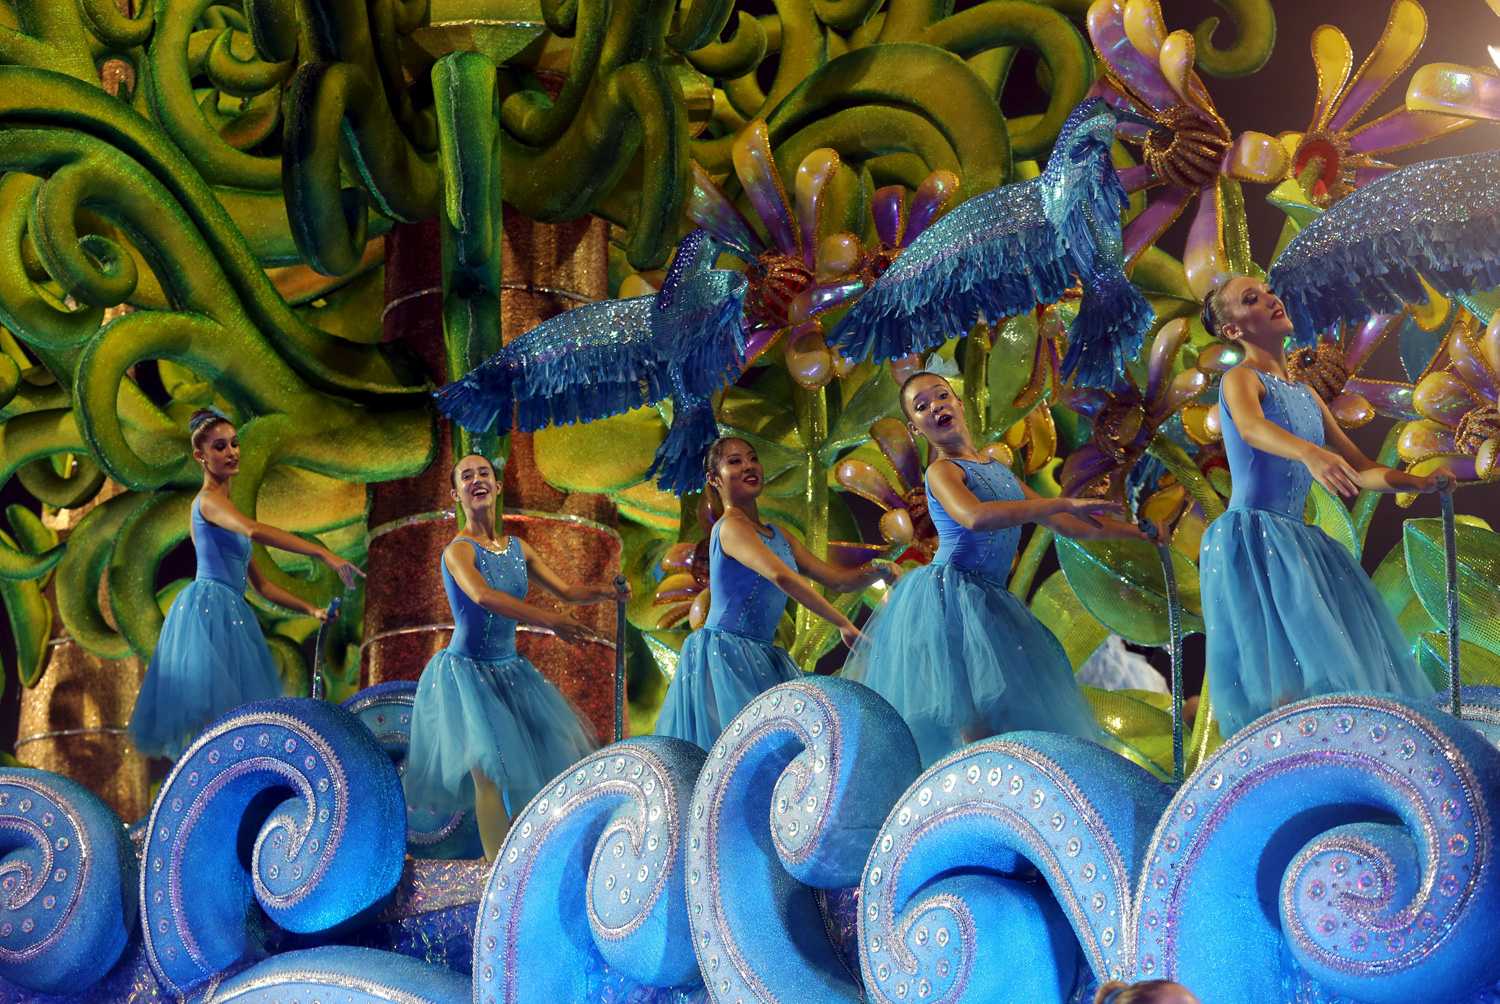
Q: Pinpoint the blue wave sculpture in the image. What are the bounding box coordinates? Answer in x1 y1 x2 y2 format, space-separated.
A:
342 681 483 859
210 945 470 1003
1136 693 1500 1003
856 733 1173 1004
139 697 408 996
686 675 923 1004
0 769 137 995
473 735 708 1001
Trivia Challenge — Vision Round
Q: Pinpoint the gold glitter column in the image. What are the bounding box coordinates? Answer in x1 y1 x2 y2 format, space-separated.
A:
16 482 149 823
364 210 624 739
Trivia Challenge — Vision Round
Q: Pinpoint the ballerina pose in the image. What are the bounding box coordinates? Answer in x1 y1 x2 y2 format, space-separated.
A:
654 437 896 749
1199 277 1449 735
844 373 1163 767
402 452 626 859
128 408 362 759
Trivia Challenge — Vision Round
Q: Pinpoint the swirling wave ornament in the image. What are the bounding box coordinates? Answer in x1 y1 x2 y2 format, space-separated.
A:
474 736 707 1003
208 945 469 1004
1137 694 1500 1003
140 698 408 997
858 733 1173 1004
342 682 482 860
0 769 137 995
687 676 922 1004
1448 687 1500 747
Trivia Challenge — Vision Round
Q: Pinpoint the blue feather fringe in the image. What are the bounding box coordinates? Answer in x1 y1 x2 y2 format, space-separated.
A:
1063 268 1157 387
647 400 720 495
1269 151 1500 338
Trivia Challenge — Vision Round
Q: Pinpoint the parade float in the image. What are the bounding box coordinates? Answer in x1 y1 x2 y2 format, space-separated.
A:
1 0 1499 1000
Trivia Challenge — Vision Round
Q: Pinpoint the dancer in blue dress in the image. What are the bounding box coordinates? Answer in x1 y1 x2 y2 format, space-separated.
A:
128 408 362 759
844 373 1163 767
654 437 897 749
1198 276 1450 735
403 451 627 860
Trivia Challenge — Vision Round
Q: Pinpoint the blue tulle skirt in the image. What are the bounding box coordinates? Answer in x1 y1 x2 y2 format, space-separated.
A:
654 627 802 750
842 562 1103 767
127 579 285 759
402 648 599 815
1200 507 1435 736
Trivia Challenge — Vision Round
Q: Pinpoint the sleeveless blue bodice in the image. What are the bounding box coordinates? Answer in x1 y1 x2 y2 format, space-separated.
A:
702 519 796 643
928 458 1025 585
192 494 253 591
443 538 528 661
1220 368 1324 518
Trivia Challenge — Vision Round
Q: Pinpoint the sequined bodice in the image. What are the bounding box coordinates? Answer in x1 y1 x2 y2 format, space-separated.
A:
928 459 1025 584
192 494 252 591
703 519 795 643
443 538 528 661
1221 368 1324 519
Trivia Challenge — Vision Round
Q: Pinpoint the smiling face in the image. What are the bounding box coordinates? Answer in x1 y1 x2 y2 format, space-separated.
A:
1215 276 1294 349
903 373 965 444
707 438 763 504
451 453 499 515
193 423 240 479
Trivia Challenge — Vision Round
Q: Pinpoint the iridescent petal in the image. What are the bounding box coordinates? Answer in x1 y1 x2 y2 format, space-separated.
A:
1086 80 1152 138
1147 318 1190 403
1406 62 1500 124
1452 321 1500 400
980 441 1015 466
1122 185 1195 264
1181 402 1220 444
1478 439 1498 479
1414 371 1484 426
1345 313 1398 371
828 541 887 566
657 602 692 631
1065 386 1111 420
795 149 841 269
1307 23 1354 132
1349 106 1473 154
871 416 923 491
1327 0 1426 133
1087 0 1178 111
1398 419 1458 462
1157 31 1203 115
1153 368 1207 423
1122 0 1167 57
688 590 711 631
732 122 799 257
1411 454 1481 481
743 323 782 366
1330 391 1374 427
1196 343 1242 374
1222 131 1289 183
688 161 763 254
815 233 864 281
1353 166 1397 188
889 354 923 386
1346 377 1418 420
659 542 696 574
1117 164 1157 193
1183 181 1223 301
878 509 916 545
790 278 865 326
1060 445 1116 496
834 457 905 510
1484 313 1500 378
654 572 703 604
786 320 833 389
904 171 960 244
872 186 907 249
1022 406 1057 474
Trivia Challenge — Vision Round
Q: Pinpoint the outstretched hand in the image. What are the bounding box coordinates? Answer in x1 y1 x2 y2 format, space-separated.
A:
839 622 865 650
1056 496 1125 528
323 551 365 590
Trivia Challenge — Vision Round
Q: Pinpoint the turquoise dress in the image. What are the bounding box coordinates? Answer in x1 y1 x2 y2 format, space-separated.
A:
844 458 1103 767
1200 368 1433 735
654 519 802 749
128 494 285 759
402 539 599 814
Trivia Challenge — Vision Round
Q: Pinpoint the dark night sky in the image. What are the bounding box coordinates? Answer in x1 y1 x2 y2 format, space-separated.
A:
1 0 1496 751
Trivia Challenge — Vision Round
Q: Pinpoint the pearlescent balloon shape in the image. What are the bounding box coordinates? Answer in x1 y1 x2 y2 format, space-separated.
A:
686 676 923 1004
341 682 483 860
1136 694 1500 1003
0 769 136 995
857 733 1173 1004
473 736 707 1001
140 698 408 996
208 945 469 1004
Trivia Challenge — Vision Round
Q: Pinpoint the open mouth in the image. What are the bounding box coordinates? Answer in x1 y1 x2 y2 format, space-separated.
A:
742 473 761 485
471 485 491 499
935 413 954 427
1271 307 1285 319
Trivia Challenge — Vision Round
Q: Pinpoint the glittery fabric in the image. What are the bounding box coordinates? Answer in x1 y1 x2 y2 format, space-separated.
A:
856 733 1171 1002
829 99 1153 388
684 676 921 1004
0 770 136 995
1201 369 1434 734
472 736 707 1002
138 699 407 997
1136 694 1500 1003
1269 151 1500 338
208 945 471 1004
